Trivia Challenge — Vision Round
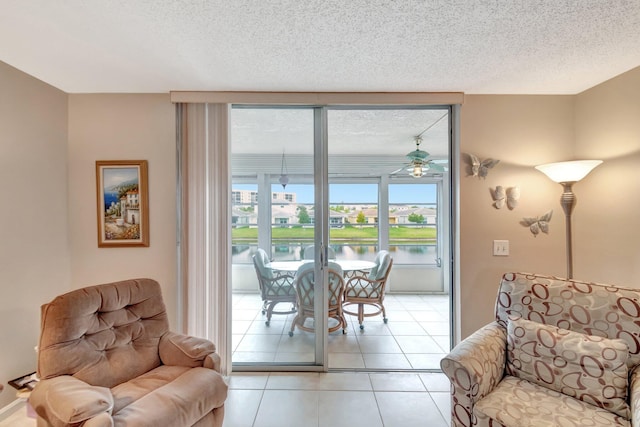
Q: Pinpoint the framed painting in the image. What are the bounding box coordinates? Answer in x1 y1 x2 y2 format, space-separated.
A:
96 160 149 247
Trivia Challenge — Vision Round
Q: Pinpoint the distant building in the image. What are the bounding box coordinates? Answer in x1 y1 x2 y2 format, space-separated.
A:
347 208 378 225
231 189 434 227
232 189 258 204
272 191 296 203
395 207 437 225
232 189 296 205
232 206 257 225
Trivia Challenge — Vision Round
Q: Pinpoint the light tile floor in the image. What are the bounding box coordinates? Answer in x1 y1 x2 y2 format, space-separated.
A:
224 371 451 427
232 293 451 370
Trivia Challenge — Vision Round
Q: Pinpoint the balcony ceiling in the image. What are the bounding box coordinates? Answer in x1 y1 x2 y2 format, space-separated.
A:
1 1 639 95
232 108 449 157
231 107 452 175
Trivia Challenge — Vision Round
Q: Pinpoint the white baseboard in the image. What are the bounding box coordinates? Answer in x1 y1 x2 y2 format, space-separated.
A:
0 398 25 421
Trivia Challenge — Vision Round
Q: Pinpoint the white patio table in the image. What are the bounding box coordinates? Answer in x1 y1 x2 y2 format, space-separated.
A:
265 259 375 274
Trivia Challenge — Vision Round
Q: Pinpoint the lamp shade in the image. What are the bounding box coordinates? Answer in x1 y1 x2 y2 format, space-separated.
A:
535 160 602 183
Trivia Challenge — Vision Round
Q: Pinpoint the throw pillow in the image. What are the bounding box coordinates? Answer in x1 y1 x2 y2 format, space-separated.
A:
506 316 630 419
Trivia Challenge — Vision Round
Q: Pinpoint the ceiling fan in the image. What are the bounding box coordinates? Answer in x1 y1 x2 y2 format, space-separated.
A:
390 135 447 178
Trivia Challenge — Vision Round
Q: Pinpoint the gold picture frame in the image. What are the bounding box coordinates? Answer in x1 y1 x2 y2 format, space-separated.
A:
96 160 149 247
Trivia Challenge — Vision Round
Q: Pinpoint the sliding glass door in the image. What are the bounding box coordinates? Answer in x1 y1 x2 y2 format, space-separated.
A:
326 108 451 370
231 107 329 369
230 105 452 371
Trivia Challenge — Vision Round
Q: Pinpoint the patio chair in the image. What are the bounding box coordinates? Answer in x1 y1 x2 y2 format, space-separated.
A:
252 248 297 326
302 244 336 260
343 250 393 329
288 261 347 336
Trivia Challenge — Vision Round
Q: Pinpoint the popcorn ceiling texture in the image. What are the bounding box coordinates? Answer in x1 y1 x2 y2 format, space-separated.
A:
1 0 639 93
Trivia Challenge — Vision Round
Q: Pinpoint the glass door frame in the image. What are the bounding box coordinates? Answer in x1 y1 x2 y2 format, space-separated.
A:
313 107 330 368
231 105 331 372
230 103 458 372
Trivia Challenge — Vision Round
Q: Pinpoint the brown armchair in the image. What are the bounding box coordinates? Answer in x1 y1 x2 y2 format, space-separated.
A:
29 278 228 427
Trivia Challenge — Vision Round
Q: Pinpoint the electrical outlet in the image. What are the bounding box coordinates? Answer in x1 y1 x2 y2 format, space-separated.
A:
493 240 509 256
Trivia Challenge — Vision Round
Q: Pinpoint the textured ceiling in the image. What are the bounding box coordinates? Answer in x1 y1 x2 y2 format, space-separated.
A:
2 1 639 94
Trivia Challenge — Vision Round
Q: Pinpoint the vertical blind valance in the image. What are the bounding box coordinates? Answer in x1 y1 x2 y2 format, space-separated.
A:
170 91 464 105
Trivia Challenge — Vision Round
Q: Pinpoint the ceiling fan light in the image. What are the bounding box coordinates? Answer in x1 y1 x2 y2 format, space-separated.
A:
411 164 423 178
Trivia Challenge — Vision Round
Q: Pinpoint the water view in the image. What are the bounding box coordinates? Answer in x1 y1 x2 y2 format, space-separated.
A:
232 243 437 265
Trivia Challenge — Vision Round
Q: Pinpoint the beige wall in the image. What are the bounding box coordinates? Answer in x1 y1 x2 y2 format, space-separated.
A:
0 62 70 407
457 68 640 340
574 67 640 284
67 94 178 323
2 59 639 405
458 95 576 339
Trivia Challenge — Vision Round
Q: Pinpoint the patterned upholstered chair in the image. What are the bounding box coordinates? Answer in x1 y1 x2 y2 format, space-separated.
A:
441 272 640 427
30 278 228 427
288 262 347 336
252 248 297 326
343 250 393 329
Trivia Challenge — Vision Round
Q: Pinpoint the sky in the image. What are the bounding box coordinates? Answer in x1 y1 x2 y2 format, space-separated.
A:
102 166 138 190
234 183 437 204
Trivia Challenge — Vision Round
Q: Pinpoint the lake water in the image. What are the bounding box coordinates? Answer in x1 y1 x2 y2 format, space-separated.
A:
233 243 437 265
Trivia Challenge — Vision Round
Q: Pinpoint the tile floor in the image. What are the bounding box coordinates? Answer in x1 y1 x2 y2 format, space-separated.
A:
232 293 450 370
223 371 451 427
0 372 452 427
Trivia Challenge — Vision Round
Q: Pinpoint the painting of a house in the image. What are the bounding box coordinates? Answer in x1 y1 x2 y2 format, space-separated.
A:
96 160 149 247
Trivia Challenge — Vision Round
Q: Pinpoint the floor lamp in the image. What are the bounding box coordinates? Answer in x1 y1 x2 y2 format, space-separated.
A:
535 160 602 279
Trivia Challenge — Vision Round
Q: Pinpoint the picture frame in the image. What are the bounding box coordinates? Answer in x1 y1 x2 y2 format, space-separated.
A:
96 160 149 247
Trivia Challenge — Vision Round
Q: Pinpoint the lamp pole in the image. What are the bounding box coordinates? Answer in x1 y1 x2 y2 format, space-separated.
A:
559 182 577 279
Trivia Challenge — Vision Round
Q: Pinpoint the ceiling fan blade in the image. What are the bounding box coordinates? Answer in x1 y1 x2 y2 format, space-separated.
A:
390 160 414 174
427 163 446 172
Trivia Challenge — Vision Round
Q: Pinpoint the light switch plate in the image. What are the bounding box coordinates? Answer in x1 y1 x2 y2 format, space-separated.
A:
493 240 509 256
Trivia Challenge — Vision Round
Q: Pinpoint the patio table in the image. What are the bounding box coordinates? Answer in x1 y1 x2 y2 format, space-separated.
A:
265 259 375 274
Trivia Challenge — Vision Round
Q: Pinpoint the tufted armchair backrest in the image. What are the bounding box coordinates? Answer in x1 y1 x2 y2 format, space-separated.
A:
496 272 640 368
37 278 169 388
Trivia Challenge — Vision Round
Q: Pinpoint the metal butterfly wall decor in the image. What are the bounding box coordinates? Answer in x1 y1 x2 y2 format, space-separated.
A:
492 186 520 210
521 210 553 237
468 153 499 178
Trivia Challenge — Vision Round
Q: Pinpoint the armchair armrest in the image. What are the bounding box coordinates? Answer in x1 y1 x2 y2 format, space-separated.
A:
630 366 640 427
29 375 113 427
159 331 218 369
440 321 507 427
